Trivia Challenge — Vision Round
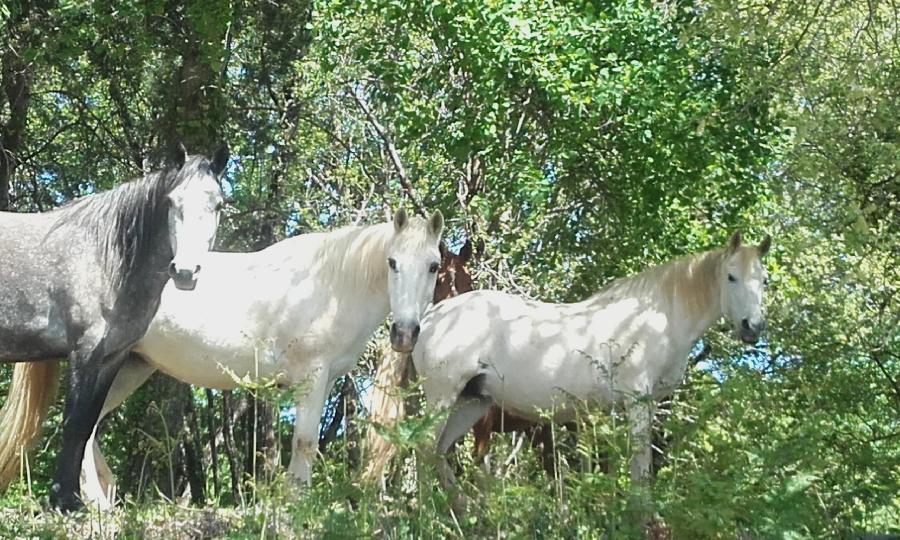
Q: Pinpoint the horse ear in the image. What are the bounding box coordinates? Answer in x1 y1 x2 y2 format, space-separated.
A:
428 210 444 239
458 238 473 263
169 142 187 170
758 235 772 257
393 208 408 232
211 144 229 176
727 231 742 253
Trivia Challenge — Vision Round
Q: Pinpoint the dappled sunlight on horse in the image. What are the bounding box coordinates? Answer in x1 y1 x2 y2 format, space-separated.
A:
413 232 772 520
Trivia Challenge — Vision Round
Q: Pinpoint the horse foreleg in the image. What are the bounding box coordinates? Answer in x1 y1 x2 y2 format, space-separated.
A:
50 339 129 511
287 367 333 485
80 353 156 509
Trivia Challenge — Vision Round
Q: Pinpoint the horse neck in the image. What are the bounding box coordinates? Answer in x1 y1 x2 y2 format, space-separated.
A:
116 218 174 307
663 249 725 344
57 170 175 296
320 223 392 314
584 249 724 347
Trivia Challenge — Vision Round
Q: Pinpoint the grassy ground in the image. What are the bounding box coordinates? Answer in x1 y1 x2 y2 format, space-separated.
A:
0 409 651 539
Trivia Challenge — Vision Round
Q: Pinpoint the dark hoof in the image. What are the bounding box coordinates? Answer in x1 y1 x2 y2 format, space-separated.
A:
49 486 84 513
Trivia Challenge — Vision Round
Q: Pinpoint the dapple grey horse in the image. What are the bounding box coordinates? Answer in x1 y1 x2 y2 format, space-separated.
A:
0 145 228 511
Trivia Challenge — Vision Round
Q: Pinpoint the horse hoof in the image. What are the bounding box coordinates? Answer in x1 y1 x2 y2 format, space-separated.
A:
49 489 84 513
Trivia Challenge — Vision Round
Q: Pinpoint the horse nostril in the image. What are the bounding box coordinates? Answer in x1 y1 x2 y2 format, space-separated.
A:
390 323 398 340
194 265 201 275
412 324 420 340
741 319 751 331
168 262 177 276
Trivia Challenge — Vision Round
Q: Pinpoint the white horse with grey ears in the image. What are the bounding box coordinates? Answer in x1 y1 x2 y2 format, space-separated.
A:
412 232 771 501
80 208 444 508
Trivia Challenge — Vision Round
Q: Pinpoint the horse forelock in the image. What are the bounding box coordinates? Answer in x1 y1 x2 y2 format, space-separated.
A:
390 216 440 255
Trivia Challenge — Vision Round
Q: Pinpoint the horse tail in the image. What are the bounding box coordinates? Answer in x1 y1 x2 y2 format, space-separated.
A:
361 345 411 486
0 360 61 489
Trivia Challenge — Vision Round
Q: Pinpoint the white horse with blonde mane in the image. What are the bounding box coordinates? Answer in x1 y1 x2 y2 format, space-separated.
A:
412 232 771 495
80 208 444 508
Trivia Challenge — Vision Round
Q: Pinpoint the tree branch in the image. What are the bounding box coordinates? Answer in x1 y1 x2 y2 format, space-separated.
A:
345 83 427 216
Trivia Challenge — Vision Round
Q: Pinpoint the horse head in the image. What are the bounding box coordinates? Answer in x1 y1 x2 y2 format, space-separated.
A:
165 144 229 290
719 231 771 344
434 238 476 303
386 208 444 352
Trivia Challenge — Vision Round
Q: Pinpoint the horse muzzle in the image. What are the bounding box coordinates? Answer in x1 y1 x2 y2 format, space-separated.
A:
390 322 420 353
169 263 200 291
738 318 765 345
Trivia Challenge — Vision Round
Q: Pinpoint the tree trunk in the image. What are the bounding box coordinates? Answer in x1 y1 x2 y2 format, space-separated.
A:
362 345 414 485
205 389 220 497
0 2 35 211
183 393 206 505
221 390 243 501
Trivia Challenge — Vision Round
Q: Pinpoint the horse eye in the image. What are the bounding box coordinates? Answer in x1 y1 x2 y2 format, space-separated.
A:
763 277 769 286
214 202 224 212
728 274 737 282
388 258 397 271
429 262 440 273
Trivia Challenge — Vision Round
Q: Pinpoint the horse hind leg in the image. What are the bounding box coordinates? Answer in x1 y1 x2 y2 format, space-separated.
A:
434 375 493 516
437 375 493 454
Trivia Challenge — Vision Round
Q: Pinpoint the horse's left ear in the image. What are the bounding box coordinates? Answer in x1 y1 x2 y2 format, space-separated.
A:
727 231 742 253
758 235 772 257
428 210 444 240
458 238 473 262
393 208 409 232
211 144 229 177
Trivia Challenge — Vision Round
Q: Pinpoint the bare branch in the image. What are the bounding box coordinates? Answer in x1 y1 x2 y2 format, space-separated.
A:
346 83 427 216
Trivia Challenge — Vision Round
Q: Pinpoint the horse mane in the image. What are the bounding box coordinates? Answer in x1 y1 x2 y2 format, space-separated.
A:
312 216 436 294
311 223 392 294
49 156 209 291
590 249 725 320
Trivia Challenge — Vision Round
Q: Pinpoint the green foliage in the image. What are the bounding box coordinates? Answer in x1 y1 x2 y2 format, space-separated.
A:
0 0 897 537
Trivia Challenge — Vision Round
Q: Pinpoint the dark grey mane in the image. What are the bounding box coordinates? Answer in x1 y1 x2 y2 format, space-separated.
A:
49 156 212 291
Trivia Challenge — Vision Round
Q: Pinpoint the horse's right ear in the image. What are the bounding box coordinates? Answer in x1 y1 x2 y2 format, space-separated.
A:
211 144 229 177
458 239 473 263
169 142 187 170
393 208 408 232
727 231 742 253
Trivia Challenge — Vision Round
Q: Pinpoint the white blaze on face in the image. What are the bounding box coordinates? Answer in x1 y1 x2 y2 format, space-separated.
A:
387 208 444 353
167 170 224 290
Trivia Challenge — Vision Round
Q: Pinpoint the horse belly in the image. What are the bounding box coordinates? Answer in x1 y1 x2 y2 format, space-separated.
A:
482 345 612 422
136 332 285 389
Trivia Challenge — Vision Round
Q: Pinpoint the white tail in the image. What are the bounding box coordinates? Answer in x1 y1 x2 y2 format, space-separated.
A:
362 344 412 485
0 361 60 488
